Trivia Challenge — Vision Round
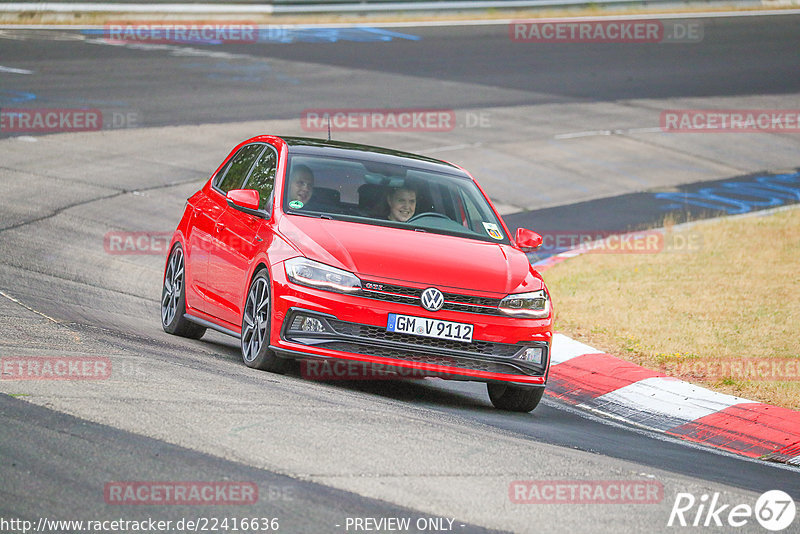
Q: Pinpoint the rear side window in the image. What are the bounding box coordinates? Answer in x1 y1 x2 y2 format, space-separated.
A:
215 144 264 194
243 146 278 210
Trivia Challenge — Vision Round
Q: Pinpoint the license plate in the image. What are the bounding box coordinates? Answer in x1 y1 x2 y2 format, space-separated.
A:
386 313 473 343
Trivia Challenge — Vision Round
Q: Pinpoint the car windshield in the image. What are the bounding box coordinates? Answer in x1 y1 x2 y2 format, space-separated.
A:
282 154 510 244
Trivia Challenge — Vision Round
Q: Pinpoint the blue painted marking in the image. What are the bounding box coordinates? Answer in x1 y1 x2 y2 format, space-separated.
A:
754 174 800 200
655 172 800 214
357 27 422 41
1 88 128 108
258 26 420 44
0 91 37 104
81 26 419 45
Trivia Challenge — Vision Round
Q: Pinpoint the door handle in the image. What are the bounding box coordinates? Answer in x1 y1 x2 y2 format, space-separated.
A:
215 222 226 231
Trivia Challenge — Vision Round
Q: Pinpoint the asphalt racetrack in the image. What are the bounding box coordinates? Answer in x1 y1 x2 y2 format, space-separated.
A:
1 12 799 534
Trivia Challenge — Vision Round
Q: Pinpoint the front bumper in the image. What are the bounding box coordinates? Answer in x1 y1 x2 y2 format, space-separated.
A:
269 269 552 387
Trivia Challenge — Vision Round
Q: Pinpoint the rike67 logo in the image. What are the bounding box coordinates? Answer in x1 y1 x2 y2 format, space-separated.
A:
668 490 796 531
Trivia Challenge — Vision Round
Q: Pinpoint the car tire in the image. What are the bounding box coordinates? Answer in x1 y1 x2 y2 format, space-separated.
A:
487 383 544 412
161 244 206 339
241 268 286 373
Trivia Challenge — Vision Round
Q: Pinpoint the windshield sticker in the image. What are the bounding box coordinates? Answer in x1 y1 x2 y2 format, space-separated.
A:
482 222 503 240
289 200 304 209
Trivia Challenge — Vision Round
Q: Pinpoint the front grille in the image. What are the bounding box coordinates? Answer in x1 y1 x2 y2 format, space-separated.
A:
360 281 504 316
364 283 419 298
327 319 519 357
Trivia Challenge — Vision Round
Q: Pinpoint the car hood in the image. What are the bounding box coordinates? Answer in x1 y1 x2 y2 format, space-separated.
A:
278 215 543 295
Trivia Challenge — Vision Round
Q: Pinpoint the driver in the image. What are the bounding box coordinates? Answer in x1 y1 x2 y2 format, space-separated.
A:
288 164 314 204
386 186 417 222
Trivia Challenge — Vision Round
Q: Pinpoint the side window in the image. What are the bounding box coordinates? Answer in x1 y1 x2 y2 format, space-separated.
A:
460 190 483 230
459 188 505 238
214 144 264 194
243 146 277 210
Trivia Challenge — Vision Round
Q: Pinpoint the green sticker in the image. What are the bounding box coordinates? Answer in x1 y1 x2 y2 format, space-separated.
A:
289 200 304 209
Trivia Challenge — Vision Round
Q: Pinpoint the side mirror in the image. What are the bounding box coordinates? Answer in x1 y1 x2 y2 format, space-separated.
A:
515 228 542 251
226 189 264 218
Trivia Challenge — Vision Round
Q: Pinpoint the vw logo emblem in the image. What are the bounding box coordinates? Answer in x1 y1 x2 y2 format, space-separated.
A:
420 287 444 312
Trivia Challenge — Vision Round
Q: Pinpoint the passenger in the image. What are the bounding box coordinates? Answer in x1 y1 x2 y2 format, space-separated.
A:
288 165 314 204
386 186 417 222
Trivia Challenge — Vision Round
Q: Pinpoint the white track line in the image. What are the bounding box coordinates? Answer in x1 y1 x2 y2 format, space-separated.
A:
0 65 33 74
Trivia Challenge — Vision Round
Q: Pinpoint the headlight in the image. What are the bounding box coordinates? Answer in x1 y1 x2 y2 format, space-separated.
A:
284 257 361 292
498 289 550 318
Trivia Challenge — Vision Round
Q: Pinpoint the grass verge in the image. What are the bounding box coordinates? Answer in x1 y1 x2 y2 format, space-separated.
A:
542 206 800 410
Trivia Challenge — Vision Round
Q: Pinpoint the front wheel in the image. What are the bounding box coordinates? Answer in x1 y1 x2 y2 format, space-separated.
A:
161 244 206 339
241 268 286 373
487 383 544 412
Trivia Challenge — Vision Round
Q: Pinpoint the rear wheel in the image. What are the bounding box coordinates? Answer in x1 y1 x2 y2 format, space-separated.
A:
241 268 286 373
161 244 206 339
487 383 544 412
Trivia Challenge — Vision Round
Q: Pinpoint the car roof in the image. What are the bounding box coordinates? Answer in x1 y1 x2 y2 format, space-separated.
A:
280 136 467 177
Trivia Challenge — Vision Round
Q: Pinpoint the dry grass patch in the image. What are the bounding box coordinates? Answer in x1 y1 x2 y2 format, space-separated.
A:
543 207 800 410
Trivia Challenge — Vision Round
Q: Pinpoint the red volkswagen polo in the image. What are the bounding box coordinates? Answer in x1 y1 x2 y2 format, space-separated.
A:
162 136 553 412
